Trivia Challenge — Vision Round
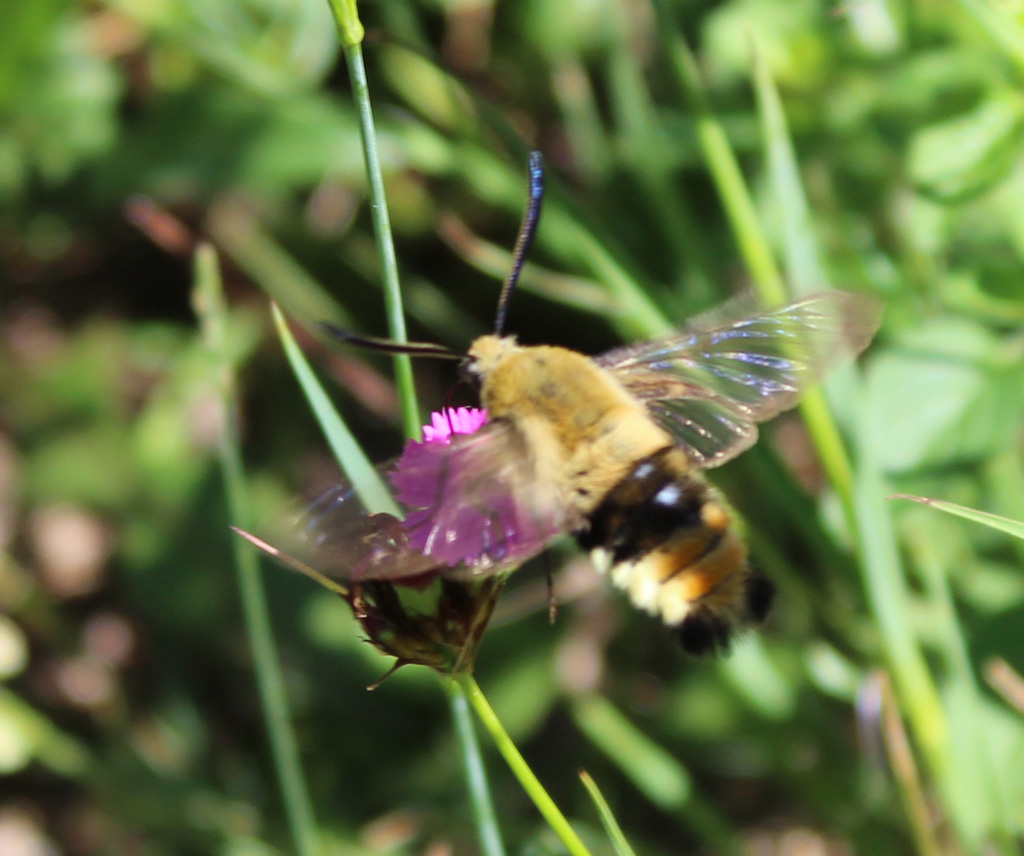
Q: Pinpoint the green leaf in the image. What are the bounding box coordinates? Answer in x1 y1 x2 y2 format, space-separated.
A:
908 93 1024 202
864 317 1024 471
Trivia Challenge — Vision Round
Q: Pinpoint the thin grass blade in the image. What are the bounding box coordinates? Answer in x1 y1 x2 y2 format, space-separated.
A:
194 245 322 856
891 494 1024 540
652 0 786 305
578 770 637 856
457 674 594 856
750 37 861 516
270 301 398 516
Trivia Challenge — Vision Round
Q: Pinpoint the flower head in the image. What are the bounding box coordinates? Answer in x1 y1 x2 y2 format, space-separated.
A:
348 572 504 680
389 406 556 573
351 407 502 678
421 406 489 442
244 408 511 681
390 407 489 523
390 407 496 566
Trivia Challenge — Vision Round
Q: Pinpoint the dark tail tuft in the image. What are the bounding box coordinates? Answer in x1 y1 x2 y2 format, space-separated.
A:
678 607 733 656
745 571 776 624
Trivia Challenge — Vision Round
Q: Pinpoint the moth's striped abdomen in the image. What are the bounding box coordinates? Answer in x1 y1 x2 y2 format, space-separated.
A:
578 447 774 655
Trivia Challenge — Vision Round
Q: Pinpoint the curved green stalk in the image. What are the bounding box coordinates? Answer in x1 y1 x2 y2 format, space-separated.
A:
571 696 691 810
569 695 737 853
457 673 594 856
850 377 947 784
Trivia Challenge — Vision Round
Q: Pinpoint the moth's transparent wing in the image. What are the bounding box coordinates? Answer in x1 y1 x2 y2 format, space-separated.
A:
287 421 566 584
299 485 443 582
596 291 882 467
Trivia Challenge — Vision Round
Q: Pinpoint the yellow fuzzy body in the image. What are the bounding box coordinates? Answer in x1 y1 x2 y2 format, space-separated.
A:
469 336 675 517
465 334 767 652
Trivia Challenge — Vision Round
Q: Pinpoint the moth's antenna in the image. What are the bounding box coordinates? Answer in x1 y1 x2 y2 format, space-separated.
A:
494 151 544 336
320 323 462 359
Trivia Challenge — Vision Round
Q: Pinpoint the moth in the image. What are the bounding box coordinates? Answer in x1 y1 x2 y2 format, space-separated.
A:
261 153 881 655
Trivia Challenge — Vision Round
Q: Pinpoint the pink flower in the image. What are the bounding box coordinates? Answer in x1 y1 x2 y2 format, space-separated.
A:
389 407 554 569
421 407 489 442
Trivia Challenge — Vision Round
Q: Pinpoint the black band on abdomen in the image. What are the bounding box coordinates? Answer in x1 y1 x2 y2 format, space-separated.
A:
577 447 706 564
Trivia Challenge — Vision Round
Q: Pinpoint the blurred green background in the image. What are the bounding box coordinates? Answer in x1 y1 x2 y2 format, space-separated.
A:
3 0 1024 854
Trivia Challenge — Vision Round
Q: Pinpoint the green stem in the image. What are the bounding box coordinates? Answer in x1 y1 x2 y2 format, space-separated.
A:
325 0 364 47
457 674 595 856
849 376 947 786
193 246 321 856
569 695 738 854
798 391 857 522
271 302 398 515
654 6 786 304
906 517 1016 853
341 39 421 438
660 14 860 524
878 676 943 856
749 43 859 523
447 680 508 856
322 11 506 856
571 695 690 810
